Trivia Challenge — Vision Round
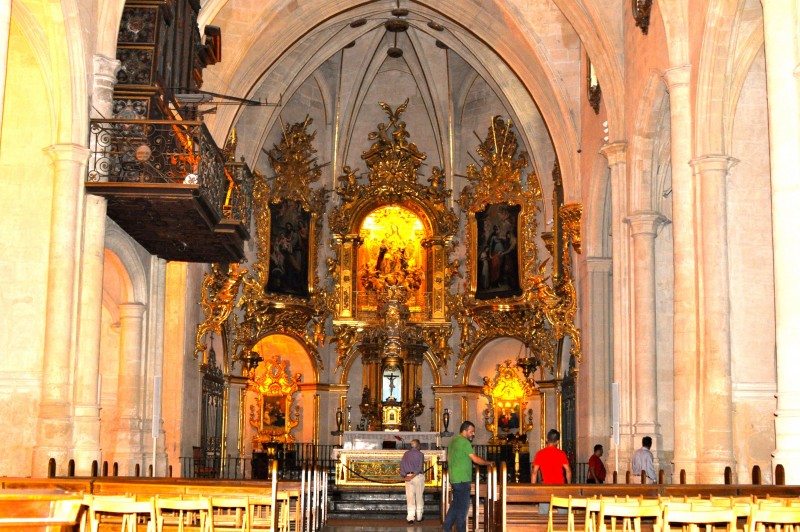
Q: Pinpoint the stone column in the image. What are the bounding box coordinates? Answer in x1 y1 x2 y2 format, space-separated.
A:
626 211 668 471
0 1 10 146
761 0 800 484
580 258 612 454
73 54 120 475
87 55 120 183
599 142 634 463
691 155 738 483
32 143 91 476
114 302 146 475
663 65 700 483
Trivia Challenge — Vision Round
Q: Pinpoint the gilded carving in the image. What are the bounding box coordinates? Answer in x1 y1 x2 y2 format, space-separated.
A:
248 355 301 445
194 262 248 361
481 360 536 445
327 101 460 372
455 116 583 374
232 119 329 373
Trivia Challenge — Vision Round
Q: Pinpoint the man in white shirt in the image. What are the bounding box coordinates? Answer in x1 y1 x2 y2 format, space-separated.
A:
631 436 656 483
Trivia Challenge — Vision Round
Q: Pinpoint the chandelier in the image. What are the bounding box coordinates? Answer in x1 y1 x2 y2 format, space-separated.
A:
515 343 539 380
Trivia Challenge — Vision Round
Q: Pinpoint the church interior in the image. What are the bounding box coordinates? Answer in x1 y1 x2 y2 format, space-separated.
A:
1 0 799 492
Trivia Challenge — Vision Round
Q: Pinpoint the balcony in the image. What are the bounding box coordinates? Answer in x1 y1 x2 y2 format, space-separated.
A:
85 118 253 263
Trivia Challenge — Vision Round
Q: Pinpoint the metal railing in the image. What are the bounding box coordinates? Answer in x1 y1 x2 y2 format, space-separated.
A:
86 118 253 227
179 443 339 480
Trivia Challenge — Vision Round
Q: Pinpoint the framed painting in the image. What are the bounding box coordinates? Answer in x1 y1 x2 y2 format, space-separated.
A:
261 394 288 431
474 203 522 300
496 403 521 435
266 199 311 297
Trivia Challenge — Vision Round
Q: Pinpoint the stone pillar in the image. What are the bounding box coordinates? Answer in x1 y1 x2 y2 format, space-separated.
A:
663 65 700 483
691 155 738 483
599 142 634 463
87 55 120 182
114 302 147 474
626 211 668 471
32 143 91 476
73 54 121 475
761 0 800 484
0 1 10 146
580 258 612 454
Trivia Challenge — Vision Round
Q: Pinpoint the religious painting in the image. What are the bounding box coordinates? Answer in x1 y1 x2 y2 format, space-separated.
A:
266 199 311 297
496 403 521 434
475 203 522 300
260 394 288 431
357 205 426 310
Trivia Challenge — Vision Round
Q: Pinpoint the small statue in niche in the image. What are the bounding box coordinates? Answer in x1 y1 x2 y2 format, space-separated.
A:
361 386 371 405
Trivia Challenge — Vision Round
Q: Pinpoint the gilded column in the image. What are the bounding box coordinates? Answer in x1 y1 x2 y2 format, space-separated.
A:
663 65 700 483
599 141 634 466
32 143 91 476
691 155 737 483
626 211 668 473
73 54 121 475
762 0 800 484
114 302 146 474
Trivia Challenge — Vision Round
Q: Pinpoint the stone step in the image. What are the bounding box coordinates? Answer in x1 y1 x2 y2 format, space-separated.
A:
327 486 441 521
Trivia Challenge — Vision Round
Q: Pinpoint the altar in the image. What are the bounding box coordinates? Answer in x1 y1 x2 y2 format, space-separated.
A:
341 430 439 450
333 431 445 486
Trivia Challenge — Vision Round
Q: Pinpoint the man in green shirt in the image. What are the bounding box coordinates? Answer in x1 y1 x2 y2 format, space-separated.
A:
443 421 493 532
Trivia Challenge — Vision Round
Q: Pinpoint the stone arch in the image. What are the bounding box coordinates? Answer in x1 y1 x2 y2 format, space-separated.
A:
252 333 318 383
583 152 613 258
104 224 148 305
200 1 580 200
630 71 671 214
693 0 742 155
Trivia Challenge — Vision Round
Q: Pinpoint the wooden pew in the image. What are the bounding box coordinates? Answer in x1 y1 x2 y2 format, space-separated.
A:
0 490 84 531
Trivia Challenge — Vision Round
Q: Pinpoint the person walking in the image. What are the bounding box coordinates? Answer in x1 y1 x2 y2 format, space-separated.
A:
587 444 606 484
443 421 493 532
400 438 425 524
632 436 656 483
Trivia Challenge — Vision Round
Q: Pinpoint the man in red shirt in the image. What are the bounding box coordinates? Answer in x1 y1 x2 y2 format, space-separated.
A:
587 444 606 483
532 429 572 484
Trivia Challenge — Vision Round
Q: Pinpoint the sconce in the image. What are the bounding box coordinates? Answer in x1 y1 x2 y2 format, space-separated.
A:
632 0 653 35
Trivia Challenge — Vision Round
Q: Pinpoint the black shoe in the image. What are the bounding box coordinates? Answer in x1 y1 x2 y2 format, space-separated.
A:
407 519 415 525
416 517 424 522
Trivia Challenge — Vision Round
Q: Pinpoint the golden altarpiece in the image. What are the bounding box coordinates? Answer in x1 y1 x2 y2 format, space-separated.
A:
193 105 583 478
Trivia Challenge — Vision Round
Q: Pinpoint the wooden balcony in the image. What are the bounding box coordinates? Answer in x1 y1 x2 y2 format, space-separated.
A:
85 118 253 263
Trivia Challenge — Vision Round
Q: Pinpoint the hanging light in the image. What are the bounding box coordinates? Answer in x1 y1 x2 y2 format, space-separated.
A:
240 349 263 372
516 343 539 380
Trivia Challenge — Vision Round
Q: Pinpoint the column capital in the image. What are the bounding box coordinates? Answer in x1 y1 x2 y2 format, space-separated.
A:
44 143 91 166
663 65 691 90
118 302 146 320
625 211 670 236
585 256 612 273
92 54 121 80
600 141 627 166
689 154 738 174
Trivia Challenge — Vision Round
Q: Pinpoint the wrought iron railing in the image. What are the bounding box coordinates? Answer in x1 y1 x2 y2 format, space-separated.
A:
86 118 253 228
180 443 339 480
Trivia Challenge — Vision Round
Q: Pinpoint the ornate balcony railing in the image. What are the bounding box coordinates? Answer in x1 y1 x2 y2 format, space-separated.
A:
87 118 253 228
